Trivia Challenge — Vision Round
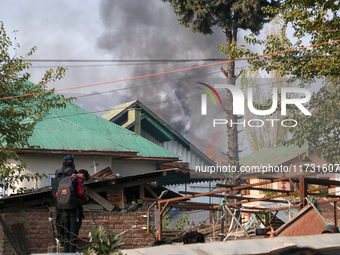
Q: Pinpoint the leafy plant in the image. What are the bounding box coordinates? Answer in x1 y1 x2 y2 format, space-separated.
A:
163 211 189 230
83 226 125 255
0 21 71 192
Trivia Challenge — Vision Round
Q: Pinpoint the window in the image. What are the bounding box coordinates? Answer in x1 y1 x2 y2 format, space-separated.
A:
48 174 55 186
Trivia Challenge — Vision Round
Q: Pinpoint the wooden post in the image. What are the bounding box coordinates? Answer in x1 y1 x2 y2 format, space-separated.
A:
224 204 250 237
157 201 162 240
212 218 215 242
300 178 308 209
265 212 270 227
139 184 145 202
334 201 337 226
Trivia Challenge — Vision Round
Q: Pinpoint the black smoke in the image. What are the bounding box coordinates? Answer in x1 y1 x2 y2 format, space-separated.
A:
96 0 226 138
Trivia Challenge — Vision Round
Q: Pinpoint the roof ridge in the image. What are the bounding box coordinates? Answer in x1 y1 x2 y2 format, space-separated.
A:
50 103 179 158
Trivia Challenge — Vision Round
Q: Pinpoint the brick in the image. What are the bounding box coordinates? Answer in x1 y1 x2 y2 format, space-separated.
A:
135 220 145 224
113 221 123 224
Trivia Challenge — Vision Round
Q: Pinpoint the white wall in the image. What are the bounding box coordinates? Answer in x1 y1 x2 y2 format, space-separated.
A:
141 129 209 169
6 154 112 194
5 154 158 195
111 159 157 176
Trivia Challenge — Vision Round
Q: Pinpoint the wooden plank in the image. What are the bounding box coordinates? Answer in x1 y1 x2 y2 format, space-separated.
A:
216 184 293 193
254 213 266 226
121 177 160 188
139 184 145 200
0 215 23 255
106 187 124 209
289 178 299 192
83 203 104 211
24 196 55 207
159 172 312 204
224 204 250 238
215 184 332 209
300 178 308 208
145 184 158 198
179 191 297 204
335 202 337 226
87 187 115 212
269 211 279 225
304 178 340 186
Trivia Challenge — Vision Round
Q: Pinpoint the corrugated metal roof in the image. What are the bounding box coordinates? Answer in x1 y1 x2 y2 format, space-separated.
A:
27 112 134 152
121 234 340 255
258 198 299 223
22 101 179 159
240 144 309 168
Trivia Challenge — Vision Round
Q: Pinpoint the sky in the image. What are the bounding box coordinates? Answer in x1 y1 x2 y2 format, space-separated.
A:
1 0 283 157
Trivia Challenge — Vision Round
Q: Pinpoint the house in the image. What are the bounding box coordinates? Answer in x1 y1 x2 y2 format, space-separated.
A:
239 144 333 196
6 99 180 194
102 100 217 170
0 168 182 254
102 100 226 225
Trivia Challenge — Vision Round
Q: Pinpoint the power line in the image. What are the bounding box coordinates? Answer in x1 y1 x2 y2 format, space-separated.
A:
2 38 340 101
25 58 237 63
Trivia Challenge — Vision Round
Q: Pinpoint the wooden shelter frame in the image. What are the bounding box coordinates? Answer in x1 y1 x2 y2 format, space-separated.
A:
150 173 340 240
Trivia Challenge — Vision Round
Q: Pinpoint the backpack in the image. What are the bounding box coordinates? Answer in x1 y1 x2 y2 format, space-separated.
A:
52 166 74 199
56 176 78 210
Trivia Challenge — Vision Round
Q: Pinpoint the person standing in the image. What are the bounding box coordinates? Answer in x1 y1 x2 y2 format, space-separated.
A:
58 169 90 253
52 155 77 244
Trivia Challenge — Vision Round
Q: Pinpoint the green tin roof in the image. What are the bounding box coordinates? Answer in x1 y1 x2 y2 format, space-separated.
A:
27 112 134 152
21 100 179 159
240 144 309 168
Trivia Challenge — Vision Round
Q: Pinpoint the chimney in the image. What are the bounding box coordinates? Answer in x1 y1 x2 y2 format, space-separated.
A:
127 108 142 135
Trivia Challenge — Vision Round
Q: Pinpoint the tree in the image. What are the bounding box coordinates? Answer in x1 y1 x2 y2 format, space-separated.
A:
0 22 69 192
247 1 340 164
162 0 280 184
240 17 291 154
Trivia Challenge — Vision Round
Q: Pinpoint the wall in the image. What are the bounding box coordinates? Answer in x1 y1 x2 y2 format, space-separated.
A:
111 160 157 176
0 207 155 254
7 154 112 195
141 129 212 169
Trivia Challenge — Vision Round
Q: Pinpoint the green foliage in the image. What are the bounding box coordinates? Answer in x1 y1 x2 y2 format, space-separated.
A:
248 1 340 78
83 226 124 255
0 21 70 192
161 0 280 35
281 78 340 164
246 1 340 164
163 212 189 230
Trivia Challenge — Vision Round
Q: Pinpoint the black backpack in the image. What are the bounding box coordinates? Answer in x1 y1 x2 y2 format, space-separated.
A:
52 166 74 199
57 176 78 210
